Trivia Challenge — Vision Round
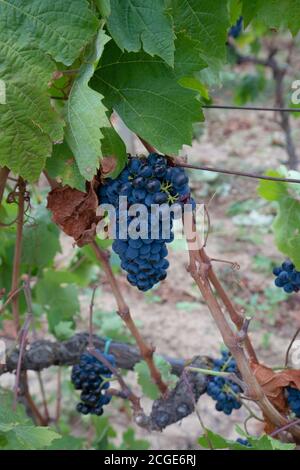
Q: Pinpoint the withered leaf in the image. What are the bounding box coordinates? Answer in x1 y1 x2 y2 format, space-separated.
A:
47 183 100 247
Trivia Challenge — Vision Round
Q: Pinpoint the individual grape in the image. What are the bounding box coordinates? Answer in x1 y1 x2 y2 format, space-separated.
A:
153 192 168 204
146 179 161 193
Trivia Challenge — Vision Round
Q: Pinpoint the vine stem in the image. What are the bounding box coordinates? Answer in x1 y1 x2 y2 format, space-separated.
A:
90 240 168 395
11 178 26 333
88 285 98 349
0 166 9 204
285 327 300 367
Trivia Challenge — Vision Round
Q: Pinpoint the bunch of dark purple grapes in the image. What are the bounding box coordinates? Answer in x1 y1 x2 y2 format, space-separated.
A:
206 350 242 415
273 260 300 293
98 153 194 291
71 351 115 416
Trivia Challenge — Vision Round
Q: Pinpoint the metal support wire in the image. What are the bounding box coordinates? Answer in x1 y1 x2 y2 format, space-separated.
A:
202 104 300 113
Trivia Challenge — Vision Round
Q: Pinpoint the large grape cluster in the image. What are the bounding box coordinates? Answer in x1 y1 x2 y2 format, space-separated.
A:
273 260 300 293
99 153 194 291
286 387 300 417
71 351 115 416
206 350 242 415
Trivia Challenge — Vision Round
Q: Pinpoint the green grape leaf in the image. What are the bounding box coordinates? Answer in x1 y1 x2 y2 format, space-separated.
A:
4 426 60 450
53 321 76 341
234 73 266 105
242 0 300 35
198 428 295 450
258 168 300 269
0 390 31 429
170 0 229 68
0 0 98 181
45 435 84 450
173 34 207 80
228 0 242 24
22 205 61 269
107 0 175 66
65 30 111 180
95 0 111 18
101 127 128 179
134 355 177 400
0 390 61 450
92 42 203 155
0 0 99 65
0 43 64 181
36 269 80 334
119 428 150 450
46 141 86 192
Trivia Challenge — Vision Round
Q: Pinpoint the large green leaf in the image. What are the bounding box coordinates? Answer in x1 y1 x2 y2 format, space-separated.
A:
107 0 175 66
0 0 98 65
0 0 98 181
92 42 203 154
0 43 63 181
65 30 111 180
170 0 229 67
242 0 300 35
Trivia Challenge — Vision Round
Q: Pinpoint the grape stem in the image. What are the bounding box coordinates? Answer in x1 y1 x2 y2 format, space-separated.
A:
285 327 300 367
0 166 9 204
11 178 26 333
186 366 246 391
90 241 168 396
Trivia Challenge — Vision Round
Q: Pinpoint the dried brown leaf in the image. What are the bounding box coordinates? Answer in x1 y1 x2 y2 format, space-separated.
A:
47 183 100 246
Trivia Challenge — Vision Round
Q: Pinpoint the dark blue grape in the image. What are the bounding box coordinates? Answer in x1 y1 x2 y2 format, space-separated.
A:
146 179 161 193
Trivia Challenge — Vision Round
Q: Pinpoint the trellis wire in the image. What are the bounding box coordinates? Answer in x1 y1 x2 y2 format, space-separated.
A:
175 162 300 185
202 104 300 113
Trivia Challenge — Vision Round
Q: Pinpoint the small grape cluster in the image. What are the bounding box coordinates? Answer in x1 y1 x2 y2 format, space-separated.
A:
286 387 300 418
206 350 242 415
71 351 115 416
99 153 194 291
273 260 300 293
